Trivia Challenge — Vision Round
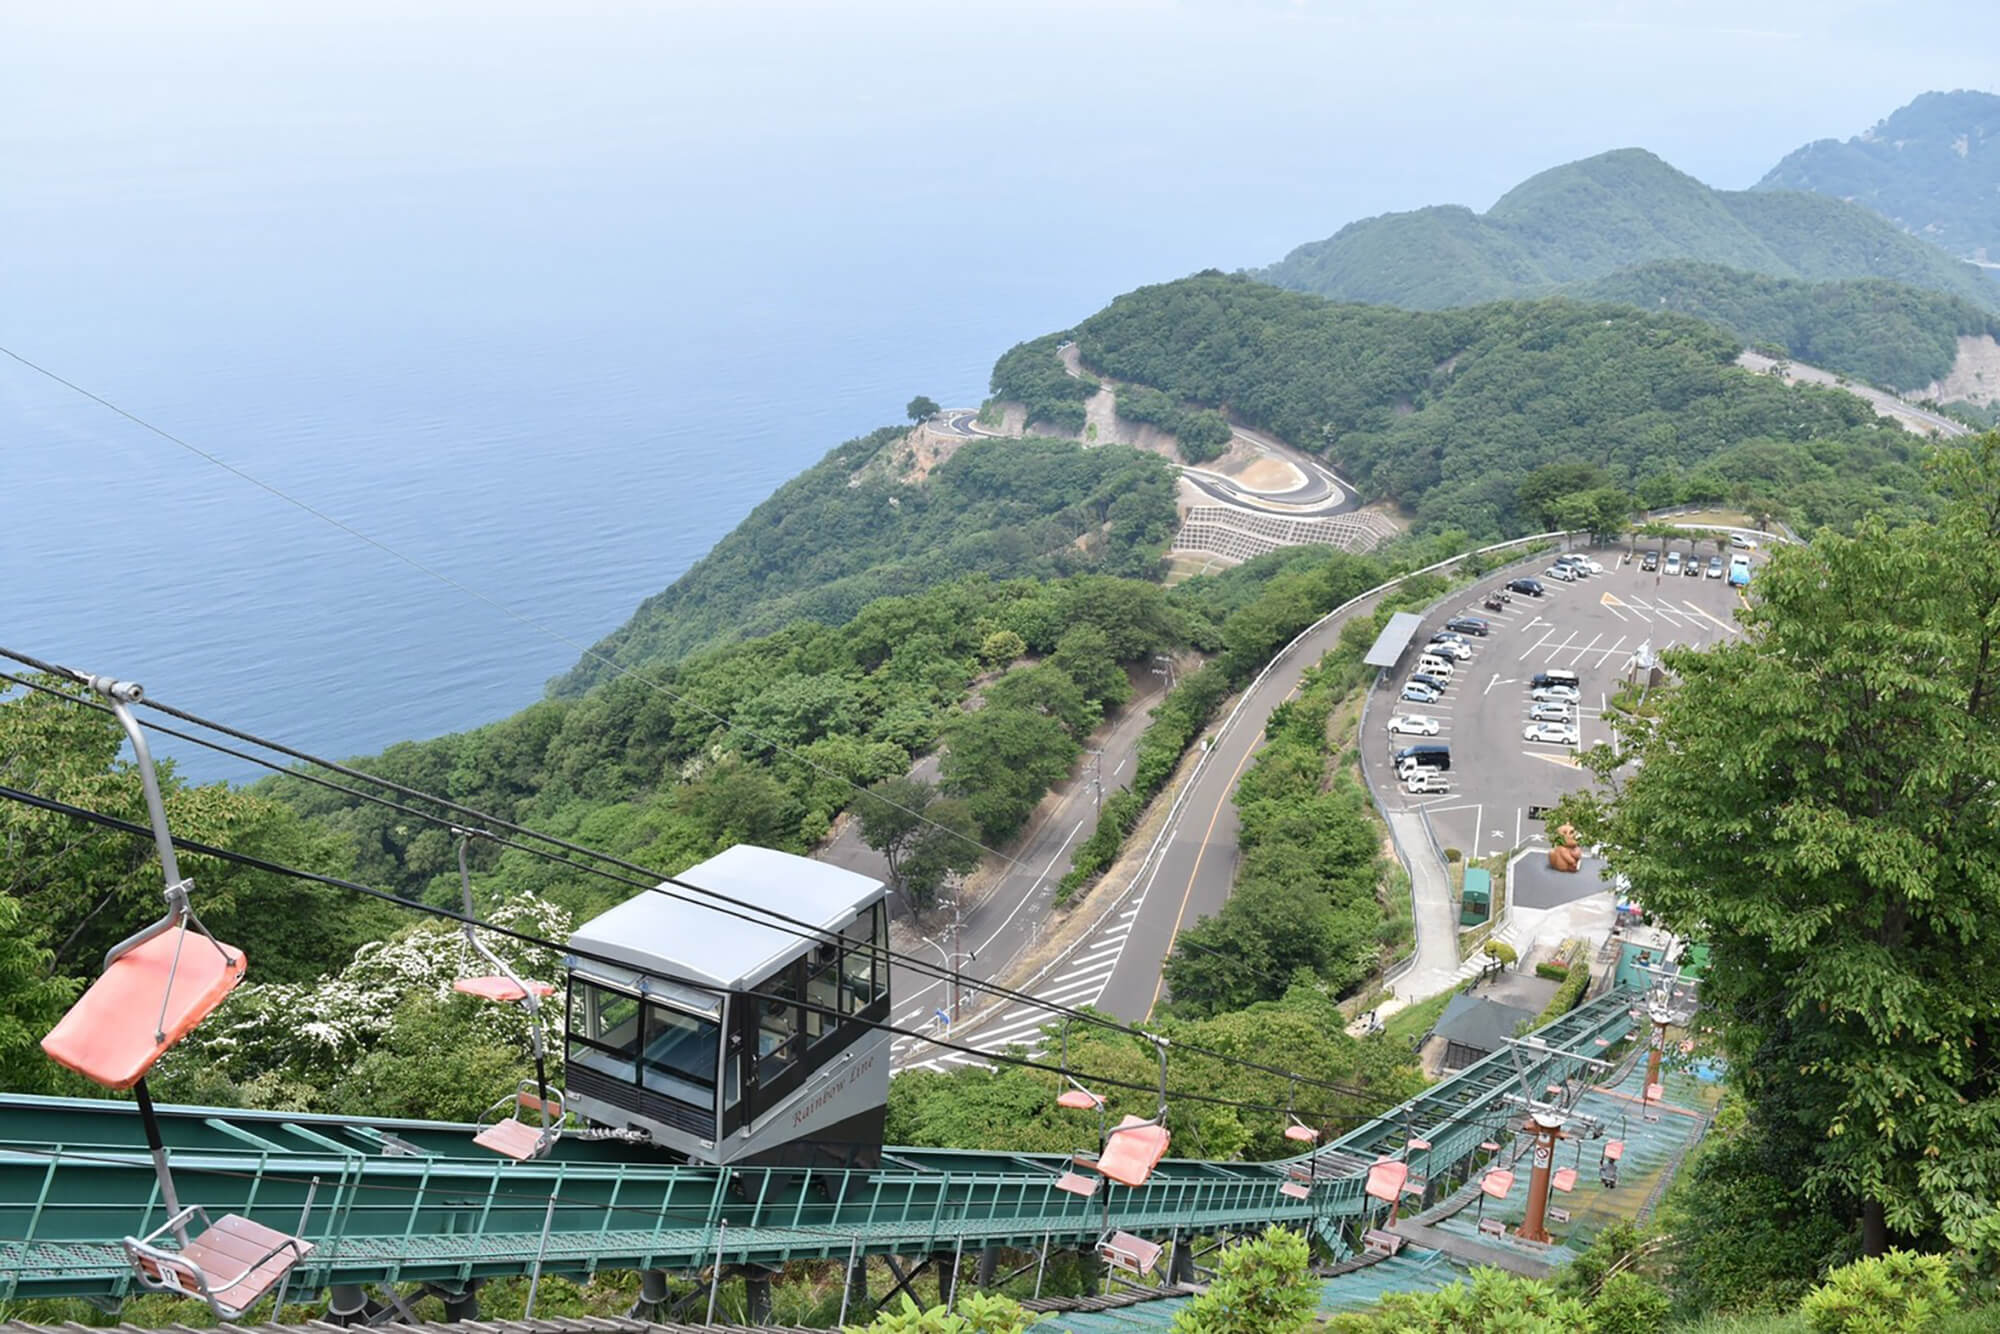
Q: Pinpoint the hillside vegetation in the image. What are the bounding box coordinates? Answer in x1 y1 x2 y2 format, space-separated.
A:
1576 259 2000 391
1259 147 2000 313
555 429 1176 692
1758 89 2000 263
1074 274 1929 534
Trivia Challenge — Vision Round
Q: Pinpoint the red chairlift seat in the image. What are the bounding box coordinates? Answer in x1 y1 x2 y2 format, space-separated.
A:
1057 1086 1104 1111
1099 1230 1162 1275
474 1081 565 1161
1603 1139 1625 1161
1283 1122 1320 1143
1551 1167 1578 1193
1364 1158 1409 1203
1362 1228 1404 1257
1479 1140 1501 1152
1481 1169 1515 1198
1406 1137 1431 1151
125 1206 312 1320
1279 1181 1311 1200
42 929 245 1091
1094 1116 1171 1187
453 976 556 1004
1055 1170 1101 1198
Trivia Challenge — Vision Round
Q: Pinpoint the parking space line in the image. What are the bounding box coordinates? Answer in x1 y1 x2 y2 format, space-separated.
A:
1564 633 1602 665
1518 626 1556 660
1680 600 1741 637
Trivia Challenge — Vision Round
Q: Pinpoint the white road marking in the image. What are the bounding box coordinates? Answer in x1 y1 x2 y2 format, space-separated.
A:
1564 633 1602 665
1519 626 1557 660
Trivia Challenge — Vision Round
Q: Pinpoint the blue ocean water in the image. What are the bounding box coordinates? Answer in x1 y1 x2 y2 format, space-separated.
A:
5 5 1980 782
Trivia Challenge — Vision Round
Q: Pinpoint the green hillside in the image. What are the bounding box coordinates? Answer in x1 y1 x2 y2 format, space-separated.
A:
1758 89 2000 262
1073 274 1929 534
553 429 1178 692
1576 259 2000 391
1259 147 2000 312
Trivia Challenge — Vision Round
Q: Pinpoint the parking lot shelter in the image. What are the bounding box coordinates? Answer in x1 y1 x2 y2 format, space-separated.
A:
1364 612 1425 669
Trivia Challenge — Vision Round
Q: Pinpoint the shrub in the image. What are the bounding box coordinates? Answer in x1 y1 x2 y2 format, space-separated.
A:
1800 1251 1959 1334
847 1291 1030 1334
1587 1272 1671 1334
1484 940 1518 969
1534 961 1572 981
1444 846 1462 862
1170 1226 1317 1334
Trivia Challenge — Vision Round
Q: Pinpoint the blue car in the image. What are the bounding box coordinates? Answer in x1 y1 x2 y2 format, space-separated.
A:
1402 681 1441 704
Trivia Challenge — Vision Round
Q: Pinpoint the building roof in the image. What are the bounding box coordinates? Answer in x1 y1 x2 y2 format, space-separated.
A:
1363 612 1424 668
1433 993 1540 1056
567 845 885 992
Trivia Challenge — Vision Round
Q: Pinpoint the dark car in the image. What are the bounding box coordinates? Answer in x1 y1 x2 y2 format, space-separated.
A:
1409 672 1449 694
1447 615 1491 636
1683 554 1704 577
1507 578 1545 597
1640 551 1660 571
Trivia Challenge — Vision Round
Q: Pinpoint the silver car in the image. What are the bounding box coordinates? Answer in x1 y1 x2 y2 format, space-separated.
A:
1529 701 1574 723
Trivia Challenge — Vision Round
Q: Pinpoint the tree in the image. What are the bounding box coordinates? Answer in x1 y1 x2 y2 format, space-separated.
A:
853 777 982 913
906 396 941 424
940 703 1078 843
0 892 81 1095
1170 1226 1316 1334
1562 432 2000 1258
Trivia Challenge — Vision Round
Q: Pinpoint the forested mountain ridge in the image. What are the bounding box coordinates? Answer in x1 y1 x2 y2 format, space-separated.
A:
1757 89 2000 263
1258 146 2000 313
1072 274 1929 534
1574 260 2000 392
554 428 1178 693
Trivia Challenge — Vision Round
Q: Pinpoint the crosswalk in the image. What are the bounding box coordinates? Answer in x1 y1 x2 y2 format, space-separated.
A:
892 894 1147 1073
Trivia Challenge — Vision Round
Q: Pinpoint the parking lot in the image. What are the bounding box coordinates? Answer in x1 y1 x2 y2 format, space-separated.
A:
1364 542 1755 900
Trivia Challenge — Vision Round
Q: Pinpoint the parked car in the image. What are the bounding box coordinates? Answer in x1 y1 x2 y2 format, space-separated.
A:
1531 670 1580 690
1532 685 1581 704
1729 534 1757 550
1684 554 1704 577
1706 555 1725 579
1409 672 1450 693
1404 769 1449 794
1640 551 1660 571
1426 638 1472 660
1530 701 1574 723
1386 714 1440 736
1523 721 1581 745
1544 564 1577 582
1664 552 1682 575
1507 578 1545 597
1448 615 1492 635
1401 681 1441 704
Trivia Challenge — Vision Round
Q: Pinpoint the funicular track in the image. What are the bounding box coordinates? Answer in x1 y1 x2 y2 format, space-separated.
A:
0 990 1636 1304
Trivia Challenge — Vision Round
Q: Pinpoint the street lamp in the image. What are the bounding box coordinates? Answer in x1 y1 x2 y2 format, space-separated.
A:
920 899 978 1019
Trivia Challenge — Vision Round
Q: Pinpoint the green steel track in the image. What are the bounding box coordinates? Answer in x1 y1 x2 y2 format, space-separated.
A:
0 989 1637 1303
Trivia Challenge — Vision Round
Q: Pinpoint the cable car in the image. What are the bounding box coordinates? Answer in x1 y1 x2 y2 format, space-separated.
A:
562 845 891 1169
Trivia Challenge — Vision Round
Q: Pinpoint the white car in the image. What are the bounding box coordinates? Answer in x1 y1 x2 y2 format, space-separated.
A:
1426 639 1473 661
1402 682 1442 704
1563 555 1605 574
1664 552 1683 575
1386 714 1441 736
1544 565 1577 582
1529 701 1574 723
1404 769 1449 794
1729 534 1757 550
1532 685 1581 704
1523 721 1581 745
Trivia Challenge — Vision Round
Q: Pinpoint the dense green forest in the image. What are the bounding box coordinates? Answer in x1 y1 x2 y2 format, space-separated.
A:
554 429 1176 692
1575 259 2000 391
1258 146 2000 313
985 332 1095 434
1758 89 2000 263
1072 273 1930 534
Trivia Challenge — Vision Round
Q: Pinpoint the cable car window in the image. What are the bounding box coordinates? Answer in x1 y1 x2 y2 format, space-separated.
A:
758 968 801 1079
840 905 884 1012
805 942 840 1043
568 982 642 1079
641 1002 719 1096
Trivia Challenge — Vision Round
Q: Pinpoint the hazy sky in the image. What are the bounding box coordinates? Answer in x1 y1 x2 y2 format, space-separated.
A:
11 0 1999 278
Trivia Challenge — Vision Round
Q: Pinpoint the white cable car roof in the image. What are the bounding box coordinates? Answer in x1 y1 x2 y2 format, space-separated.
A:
566 845 886 992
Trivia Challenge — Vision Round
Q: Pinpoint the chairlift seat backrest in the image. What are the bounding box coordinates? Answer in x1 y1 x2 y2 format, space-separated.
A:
1362 1228 1404 1256
1095 1116 1170 1187
125 1209 311 1320
42 929 245 1090
1602 1138 1625 1161
1364 1158 1409 1203
1283 1123 1319 1143
1279 1181 1310 1200
1551 1167 1578 1193
1057 1087 1103 1111
1481 1169 1515 1198
453 976 555 1004
473 1117 552 1162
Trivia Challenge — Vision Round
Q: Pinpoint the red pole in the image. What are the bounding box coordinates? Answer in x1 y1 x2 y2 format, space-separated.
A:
1518 1116 1561 1243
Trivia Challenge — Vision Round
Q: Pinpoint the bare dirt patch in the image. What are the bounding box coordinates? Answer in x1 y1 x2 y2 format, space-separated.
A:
1230 456 1307 492
1922 334 2000 407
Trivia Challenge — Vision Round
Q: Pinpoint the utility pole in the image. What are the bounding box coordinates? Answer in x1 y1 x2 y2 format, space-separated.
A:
923 901 977 1019
1085 749 1102 817
1636 960 1700 1097
1498 1038 1614 1244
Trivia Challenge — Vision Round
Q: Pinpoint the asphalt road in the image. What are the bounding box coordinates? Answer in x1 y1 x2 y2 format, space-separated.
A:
1361 543 1750 867
1737 350 1969 439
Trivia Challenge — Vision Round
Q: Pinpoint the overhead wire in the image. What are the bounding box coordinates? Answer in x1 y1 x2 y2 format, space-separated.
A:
0 778 1424 1133
0 654 1413 1115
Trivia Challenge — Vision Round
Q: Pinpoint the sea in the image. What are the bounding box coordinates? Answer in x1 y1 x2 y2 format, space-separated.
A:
3 4 1957 783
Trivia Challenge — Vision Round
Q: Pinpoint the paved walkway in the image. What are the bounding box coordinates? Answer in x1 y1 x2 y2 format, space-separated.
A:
1388 811 1462 1002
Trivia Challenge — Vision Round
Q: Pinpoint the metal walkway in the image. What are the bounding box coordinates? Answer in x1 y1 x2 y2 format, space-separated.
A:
0 991 1636 1304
